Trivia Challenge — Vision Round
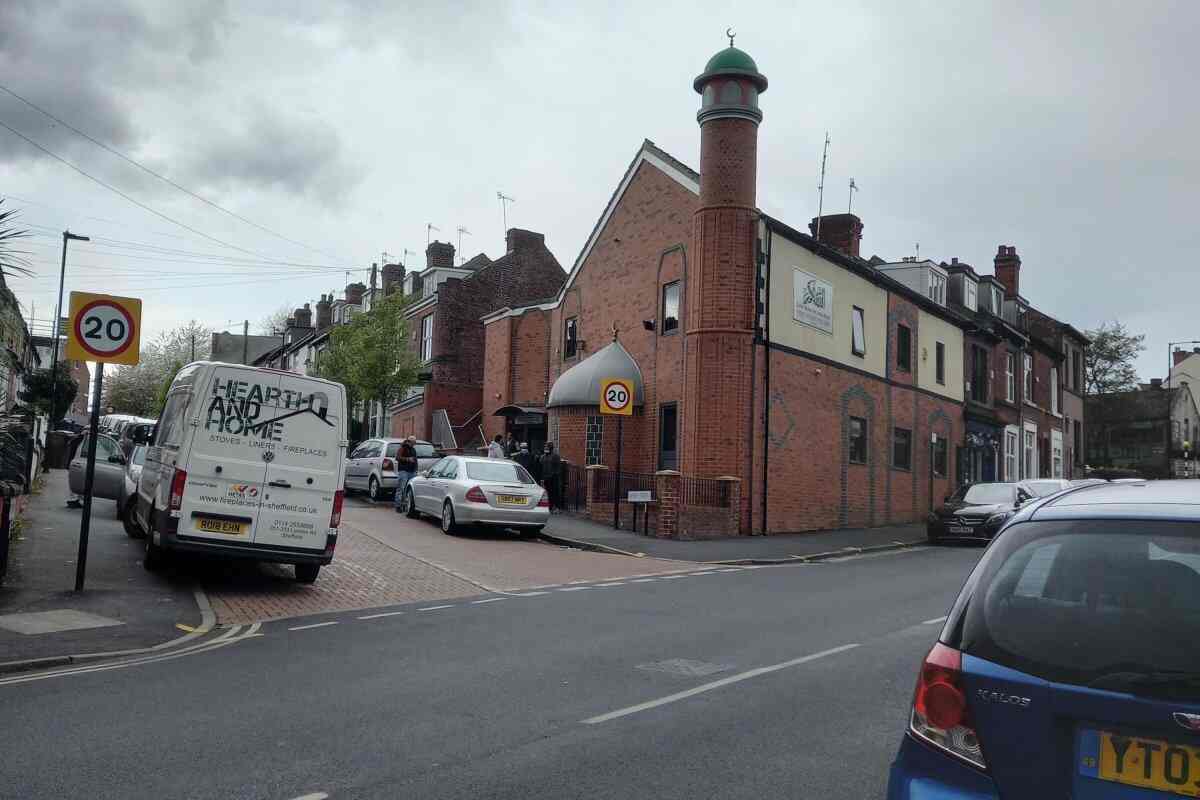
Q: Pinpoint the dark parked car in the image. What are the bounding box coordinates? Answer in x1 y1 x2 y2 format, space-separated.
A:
927 482 1034 544
889 480 1200 799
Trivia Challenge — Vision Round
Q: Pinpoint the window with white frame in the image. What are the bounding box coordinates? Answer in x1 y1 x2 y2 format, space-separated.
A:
1023 423 1037 479
421 314 434 361
1004 427 1019 481
928 272 946 306
1050 367 1059 414
964 280 978 312
1005 352 1016 402
1023 353 1033 401
1051 430 1063 478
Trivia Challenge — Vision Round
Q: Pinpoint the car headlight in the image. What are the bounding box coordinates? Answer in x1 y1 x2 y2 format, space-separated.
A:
985 511 1013 526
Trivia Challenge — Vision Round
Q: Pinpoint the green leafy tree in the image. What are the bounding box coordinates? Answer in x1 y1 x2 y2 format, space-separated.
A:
0 198 32 280
103 320 212 416
155 360 183 415
18 362 79 421
314 292 419 435
1084 321 1145 396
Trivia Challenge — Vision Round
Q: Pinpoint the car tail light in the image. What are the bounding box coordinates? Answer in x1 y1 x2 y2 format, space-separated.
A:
910 642 986 769
382 458 395 472
465 486 487 503
330 490 344 528
169 468 187 512
537 492 550 507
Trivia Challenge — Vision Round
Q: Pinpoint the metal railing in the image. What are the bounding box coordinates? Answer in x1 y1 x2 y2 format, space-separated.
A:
681 475 732 508
591 469 656 503
431 409 456 451
560 462 587 513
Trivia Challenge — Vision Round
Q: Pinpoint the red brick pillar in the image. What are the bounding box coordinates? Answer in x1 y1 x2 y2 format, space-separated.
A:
655 470 681 539
717 476 742 536
586 465 608 523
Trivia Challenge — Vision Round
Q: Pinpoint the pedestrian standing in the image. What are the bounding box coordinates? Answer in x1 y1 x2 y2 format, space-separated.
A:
541 442 562 512
514 442 537 479
505 433 519 458
393 436 419 512
488 434 505 459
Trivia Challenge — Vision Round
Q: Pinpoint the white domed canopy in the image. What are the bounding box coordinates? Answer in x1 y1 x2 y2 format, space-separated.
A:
547 340 644 408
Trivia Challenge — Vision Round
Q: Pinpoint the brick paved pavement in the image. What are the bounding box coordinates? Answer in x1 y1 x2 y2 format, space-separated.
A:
204 525 482 624
204 500 696 624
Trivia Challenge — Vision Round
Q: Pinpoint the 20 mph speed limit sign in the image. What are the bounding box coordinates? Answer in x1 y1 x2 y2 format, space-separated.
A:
599 377 634 416
65 291 142 365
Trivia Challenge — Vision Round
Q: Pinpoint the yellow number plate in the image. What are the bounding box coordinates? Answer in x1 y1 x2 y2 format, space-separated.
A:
1099 731 1200 796
496 494 526 506
196 518 248 535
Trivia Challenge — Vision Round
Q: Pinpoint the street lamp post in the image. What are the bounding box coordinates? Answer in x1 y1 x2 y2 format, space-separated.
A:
1166 339 1200 478
49 230 89 427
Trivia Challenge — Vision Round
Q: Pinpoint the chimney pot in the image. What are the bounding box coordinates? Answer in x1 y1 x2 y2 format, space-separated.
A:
425 241 455 269
994 244 1022 298
505 228 545 253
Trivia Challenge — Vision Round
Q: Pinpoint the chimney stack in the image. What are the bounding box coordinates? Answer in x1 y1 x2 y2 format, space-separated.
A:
505 228 545 253
344 282 366 306
994 245 1021 298
426 240 455 269
1151 378 1164 388
382 262 405 296
808 213 863 258
293 302 313 329
316 294 332 329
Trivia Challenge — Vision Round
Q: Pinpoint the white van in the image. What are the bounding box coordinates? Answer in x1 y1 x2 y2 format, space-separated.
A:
134 361 348 582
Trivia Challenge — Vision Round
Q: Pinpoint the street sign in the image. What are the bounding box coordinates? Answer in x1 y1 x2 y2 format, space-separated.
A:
599 377 634 416
628 490 652 503
65 291 142 365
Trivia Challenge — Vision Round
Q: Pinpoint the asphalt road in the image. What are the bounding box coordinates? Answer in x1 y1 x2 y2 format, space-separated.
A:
0 544 983 800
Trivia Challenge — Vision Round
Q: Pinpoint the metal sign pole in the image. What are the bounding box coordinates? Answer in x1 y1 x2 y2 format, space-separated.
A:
614 416 623 529
75 362 104 591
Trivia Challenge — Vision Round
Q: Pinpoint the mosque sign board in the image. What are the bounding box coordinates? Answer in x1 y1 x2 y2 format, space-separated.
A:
793 269 833 334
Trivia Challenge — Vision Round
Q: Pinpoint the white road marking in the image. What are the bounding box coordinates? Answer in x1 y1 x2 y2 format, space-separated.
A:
418 605 455 612
630 578 657 583
358 611 406 620
715 568 742 573
471 597 506 604
922 615 949 625
594 582 626 587
581 643 861 725
288 621 339 631
688 572 716 576
512 591 550 597
557 586 590 592
658 574 685 580
289 793 329 800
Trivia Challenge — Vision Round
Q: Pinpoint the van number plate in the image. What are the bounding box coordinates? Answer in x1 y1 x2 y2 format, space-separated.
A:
196 518 248 535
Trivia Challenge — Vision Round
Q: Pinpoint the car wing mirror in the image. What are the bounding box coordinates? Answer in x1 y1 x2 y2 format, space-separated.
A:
107 454 125 464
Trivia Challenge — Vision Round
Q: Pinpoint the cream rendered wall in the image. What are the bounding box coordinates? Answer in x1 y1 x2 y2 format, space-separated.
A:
917 308 965 402
769 234 887 378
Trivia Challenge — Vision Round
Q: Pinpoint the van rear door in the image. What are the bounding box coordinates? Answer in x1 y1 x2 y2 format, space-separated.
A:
178 365 273 543
254 375 343 552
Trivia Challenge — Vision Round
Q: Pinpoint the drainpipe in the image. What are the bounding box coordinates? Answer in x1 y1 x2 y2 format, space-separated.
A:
760 225 773 535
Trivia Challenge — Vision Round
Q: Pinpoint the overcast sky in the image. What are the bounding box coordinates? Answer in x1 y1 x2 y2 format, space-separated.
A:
1 0 1194 379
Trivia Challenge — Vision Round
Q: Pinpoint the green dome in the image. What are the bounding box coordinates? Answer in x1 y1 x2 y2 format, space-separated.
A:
694 45 768 93
704 46 758 74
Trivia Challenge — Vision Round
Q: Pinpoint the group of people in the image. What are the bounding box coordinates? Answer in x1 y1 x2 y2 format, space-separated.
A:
488 433 563 512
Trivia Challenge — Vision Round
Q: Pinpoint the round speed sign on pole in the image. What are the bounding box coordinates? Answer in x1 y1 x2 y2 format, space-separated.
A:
65 291 142 365
599 377 634 416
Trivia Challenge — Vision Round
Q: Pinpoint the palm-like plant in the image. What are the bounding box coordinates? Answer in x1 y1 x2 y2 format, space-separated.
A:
0 198 32 280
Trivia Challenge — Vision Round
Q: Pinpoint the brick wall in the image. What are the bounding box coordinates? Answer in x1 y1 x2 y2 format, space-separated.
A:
482 317 512 442
511 311 550 410
391 400 427 439
762 348 962 532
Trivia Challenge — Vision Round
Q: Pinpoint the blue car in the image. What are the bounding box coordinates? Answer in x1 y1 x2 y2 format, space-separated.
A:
888 480 1200 799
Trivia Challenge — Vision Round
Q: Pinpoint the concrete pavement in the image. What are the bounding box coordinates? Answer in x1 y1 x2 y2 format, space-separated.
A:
0 543 983 799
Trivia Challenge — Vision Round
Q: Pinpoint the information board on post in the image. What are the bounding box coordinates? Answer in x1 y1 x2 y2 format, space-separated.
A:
66 291 142 591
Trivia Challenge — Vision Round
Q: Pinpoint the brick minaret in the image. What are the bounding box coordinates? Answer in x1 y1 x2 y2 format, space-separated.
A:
681 42 767 500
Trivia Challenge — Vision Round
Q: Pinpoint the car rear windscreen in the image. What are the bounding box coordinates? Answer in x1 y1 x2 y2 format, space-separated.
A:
415 443 436 457
465 461 535 484
386 443 401 458
952 520 1200 687
956 484 1015 505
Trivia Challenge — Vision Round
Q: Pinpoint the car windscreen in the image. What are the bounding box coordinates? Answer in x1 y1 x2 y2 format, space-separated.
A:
950 519 1200 689
130 447 146 466
955 484 1014 505
464 461 535 484
1023 481 1066 497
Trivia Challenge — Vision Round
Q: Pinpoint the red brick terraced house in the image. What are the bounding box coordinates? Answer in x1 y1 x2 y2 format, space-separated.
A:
391 232 566 451
479 42 1088 537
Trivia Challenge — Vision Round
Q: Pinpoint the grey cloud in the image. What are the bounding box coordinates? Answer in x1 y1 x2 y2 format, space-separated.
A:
180 110 363 202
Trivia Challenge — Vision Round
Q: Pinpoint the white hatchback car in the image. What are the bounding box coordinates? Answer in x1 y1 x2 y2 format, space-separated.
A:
399 455 549 535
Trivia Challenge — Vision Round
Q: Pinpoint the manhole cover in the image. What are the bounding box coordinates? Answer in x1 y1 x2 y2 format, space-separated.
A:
636 658 733 678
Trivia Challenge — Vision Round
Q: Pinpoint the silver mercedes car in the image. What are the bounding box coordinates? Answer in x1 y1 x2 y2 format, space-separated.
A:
399 455 550 535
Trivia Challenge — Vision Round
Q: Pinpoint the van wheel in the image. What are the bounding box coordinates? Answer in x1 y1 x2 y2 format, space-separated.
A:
295 564 320 583
441 501 459 535
123 498 143 538
402 488 419 519
144 516 164 571
368 476 381 502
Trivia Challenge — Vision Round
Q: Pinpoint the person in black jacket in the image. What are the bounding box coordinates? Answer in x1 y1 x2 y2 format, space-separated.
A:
514 443 540 482
540 442 562 512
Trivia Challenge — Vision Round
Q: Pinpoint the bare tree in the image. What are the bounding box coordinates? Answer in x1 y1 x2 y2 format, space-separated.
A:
258 304 294 335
